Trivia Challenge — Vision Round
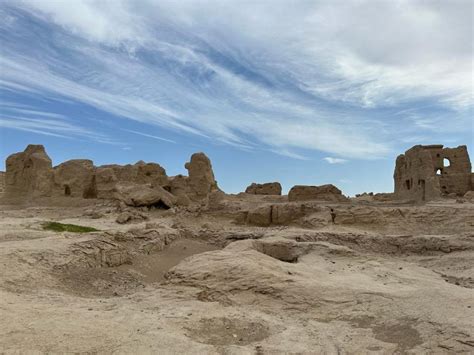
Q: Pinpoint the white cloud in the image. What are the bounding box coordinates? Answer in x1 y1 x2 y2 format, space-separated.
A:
1 0 471 159
0 113 114 144
324 157 348 164
16 0 148 47
124 129 176 144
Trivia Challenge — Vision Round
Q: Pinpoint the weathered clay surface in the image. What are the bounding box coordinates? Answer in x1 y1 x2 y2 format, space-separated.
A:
54 160 96 198
463 190 474 201
245 203 308 226
288 184 348 202
0 172 5 196
4 144 53 198
394 144 472 201
114 182 177 208
245 182 282 195
185 152 219 200
99 161 168 188
115 210 149 224
1 143 474 353
3 146 220 206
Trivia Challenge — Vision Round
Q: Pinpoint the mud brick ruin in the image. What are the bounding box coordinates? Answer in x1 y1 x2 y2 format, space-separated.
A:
394 145 473 201
3 145 220 207
2 143 473 205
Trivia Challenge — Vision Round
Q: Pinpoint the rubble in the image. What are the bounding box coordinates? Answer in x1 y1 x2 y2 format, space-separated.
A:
114 182 177 208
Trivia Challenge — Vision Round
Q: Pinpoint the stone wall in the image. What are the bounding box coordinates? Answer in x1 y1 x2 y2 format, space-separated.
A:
394 145 472 201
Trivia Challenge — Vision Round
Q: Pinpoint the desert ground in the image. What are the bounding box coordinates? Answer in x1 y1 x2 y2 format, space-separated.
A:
0 191 473 354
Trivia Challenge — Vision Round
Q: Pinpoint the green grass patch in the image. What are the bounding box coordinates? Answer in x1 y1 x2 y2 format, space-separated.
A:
42 222 99 233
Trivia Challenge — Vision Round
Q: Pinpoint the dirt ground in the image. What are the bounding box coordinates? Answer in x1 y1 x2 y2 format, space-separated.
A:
0 195 473 354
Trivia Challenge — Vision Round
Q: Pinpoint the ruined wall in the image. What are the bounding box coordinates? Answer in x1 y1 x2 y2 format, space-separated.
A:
5 144 53 199
0 171 5 196
185 152 219 201
394 145 472 201
99 162 168 187
245 182 282 195
53 160 96 198
288 184 348 202
3 145 219 205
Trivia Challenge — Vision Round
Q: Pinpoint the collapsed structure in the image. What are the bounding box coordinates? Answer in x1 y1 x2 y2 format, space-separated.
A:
394 145 473 201
3 145 220 207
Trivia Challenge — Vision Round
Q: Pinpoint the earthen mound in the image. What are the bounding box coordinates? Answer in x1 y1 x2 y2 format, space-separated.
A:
288 184 347 202
5 144 53 199
245 182 282 195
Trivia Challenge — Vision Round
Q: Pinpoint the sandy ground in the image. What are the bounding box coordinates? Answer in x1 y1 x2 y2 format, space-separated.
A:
0 196 473 354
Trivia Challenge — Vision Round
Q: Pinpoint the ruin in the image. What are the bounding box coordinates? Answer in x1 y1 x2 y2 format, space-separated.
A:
245 182 282 195
0 171 5 196
3 145 219 206
394 145 473 201
4 144 473 206
288 184 348 202
5 144 53 198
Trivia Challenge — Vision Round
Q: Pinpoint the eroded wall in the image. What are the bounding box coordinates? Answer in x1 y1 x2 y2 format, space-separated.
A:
394 145 472 201
0 171 5 196
3 145 219 204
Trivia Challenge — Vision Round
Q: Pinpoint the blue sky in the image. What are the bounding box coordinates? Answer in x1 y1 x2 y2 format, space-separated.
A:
0 0 472 196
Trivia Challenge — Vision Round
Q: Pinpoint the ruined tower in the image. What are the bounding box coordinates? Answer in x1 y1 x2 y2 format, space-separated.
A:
394 145 472 201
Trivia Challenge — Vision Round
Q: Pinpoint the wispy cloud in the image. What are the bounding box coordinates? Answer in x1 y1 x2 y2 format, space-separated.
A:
124 129 176 144
0 0 471 160
324 157 348 164
0 114 114 144
3 107 66 119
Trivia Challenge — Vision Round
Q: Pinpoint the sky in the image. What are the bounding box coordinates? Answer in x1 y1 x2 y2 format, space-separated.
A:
0 0 472 196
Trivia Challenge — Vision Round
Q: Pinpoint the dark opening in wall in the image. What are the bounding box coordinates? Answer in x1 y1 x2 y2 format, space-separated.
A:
405 180 411 190
145 172 152 176
64 185 71 196
83 176 98 199
149 200 170 210
420 179 426 201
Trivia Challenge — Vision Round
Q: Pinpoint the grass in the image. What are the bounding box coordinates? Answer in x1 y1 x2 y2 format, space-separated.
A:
42 222 99 233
